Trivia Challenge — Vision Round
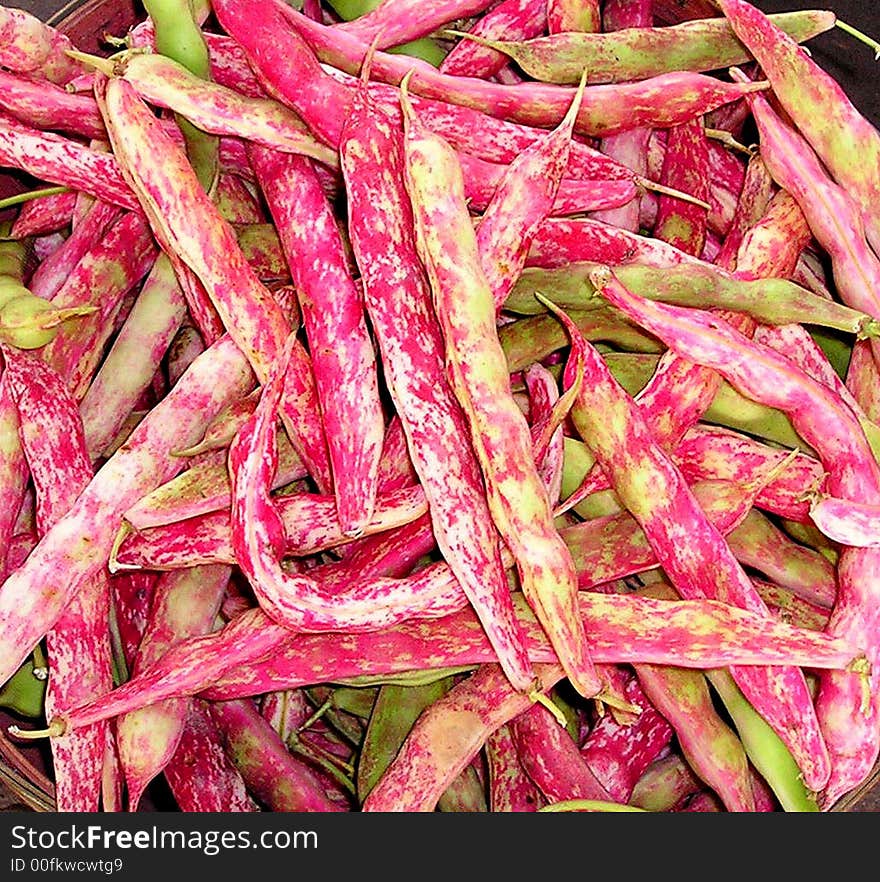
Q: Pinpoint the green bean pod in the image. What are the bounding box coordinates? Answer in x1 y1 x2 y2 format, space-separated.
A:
450 10 834 84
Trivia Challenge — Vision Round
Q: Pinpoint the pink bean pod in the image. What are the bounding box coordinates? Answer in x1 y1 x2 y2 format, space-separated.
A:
589 0 653 233
113 483 430 572
727 510 837 610
652 117 709 256
0 68 105 141
248 144 385 535
485 722 546 812
672 424 824 524
0 112 138 211
9 190 77 240
458 150 637 218
115 564 231 811
113 51 339 170
274 0 770 138
579 674 674 803
41 210 159 401
733 70 880 368
78 254 190 462
50 580 863 733
119 433 305 533
527 215 713 270
334 0 496 49
510 703 613 806
809 495 880 550
0 375 28 579
361 664 566 812
0 5 88 84
162 699 259 812
439 0 545 79
210 698 347 812
3 346 113 812
475 72 588 308
340 75 534 691
28 199 122 301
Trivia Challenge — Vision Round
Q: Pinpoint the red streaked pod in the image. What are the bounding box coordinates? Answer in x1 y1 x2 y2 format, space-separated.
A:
40 210 159 401
361 664 566 812
524 363 565 506
207 5 644 189
400 78 601 699
564 476 791 592
325 512 437 581
485 722 546 812
113 483 431 572
0 333 256 689
553 298 832 792
78 254 190 462
808 495 880 550
672 424 823 524
115 564 231 812
652 117 710 256
334 0 496 49
579 674 674 803
174 388 261 458
9 190 77 240
0 375 28 579
713 152 775 272
556 186 812 515
210 698 348 812
590 267 880 804
510 703 613 806
52 582 864 732
162 699 259 812
590 0 653 233
339 77 535 691
439 0 546 79
248 144 385 536
127 19 266 99
0 68 105 141
753 323 865 423
211 0 350 148
3 346 112 812
28 200 121 302
726 510 837 610
847 339 880 425
526 215 714 270
635 661 757 812
718 0 880 256
458 151 637 218
548 0 599 31
113 51 339 170
227 334 470 632
96 75 333 494
0 112 138 211
475 72 588 309
0 5 88 84
271 0 770 139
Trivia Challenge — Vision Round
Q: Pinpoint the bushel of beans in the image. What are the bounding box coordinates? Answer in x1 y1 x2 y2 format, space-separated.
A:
0 0 879 813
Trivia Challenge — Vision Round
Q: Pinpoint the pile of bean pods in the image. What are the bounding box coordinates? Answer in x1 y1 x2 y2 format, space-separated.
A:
0 0 879 813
